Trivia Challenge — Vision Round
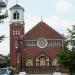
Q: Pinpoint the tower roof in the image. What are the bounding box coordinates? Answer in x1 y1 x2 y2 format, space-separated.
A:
10 4 24 10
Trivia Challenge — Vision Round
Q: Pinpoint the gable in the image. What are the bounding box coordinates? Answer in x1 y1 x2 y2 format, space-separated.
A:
23 21 63 40
35 51 50 59
10 4 24 10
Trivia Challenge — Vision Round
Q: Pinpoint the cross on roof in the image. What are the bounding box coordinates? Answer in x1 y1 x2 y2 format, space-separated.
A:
16 0 18 4
41 16 43 21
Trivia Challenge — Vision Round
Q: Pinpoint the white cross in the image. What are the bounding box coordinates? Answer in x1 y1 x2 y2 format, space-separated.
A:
16 0 18 3
41 16 43 21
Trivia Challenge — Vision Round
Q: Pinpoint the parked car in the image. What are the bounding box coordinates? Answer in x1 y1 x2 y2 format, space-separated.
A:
0 68 14 75
7 67 14 75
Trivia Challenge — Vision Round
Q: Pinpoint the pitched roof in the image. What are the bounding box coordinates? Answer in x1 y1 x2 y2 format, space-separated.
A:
10 4 24 10
23 21 63 40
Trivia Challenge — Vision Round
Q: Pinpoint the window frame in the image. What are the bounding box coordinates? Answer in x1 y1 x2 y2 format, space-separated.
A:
26 58 33 67
13 11 19 19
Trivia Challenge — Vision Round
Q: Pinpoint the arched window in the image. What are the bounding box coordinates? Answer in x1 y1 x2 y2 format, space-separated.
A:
26 59 33 67
52 58 59 66
13 11 19 19
39 57 46 66
36 55 50 66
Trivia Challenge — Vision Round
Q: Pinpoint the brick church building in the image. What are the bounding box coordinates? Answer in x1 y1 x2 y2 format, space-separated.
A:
9 4 68 74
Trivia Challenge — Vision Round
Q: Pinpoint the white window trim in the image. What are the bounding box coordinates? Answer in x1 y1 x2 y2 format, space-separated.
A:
22 39 63 47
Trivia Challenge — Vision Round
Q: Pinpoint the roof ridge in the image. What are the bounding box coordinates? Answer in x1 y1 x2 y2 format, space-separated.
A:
10 4 24 10
24 21 61 36
23 21 62 39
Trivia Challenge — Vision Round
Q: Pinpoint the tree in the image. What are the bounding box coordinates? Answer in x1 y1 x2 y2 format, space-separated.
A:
57 25 75 75
64 37 69 50
0 0 8 41
67 25 75 50
0 0 8 22
57 50 75 75
0 55 9 68
3 55 10 67
0 35 5 42
0 1 8 68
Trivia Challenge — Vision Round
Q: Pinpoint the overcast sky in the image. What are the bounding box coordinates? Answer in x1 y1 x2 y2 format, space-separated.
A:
0 0 75 55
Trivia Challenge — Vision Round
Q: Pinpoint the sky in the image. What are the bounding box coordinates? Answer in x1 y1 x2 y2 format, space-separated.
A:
0 0 75 55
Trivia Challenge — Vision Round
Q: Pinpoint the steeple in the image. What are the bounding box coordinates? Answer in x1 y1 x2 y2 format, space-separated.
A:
9 3 25 69
10 3 24 24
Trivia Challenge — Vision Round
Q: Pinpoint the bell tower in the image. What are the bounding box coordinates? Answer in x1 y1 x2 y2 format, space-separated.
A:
9 4 24 69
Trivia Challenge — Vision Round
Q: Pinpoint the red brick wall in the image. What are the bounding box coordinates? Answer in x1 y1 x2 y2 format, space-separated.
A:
10 22 24 69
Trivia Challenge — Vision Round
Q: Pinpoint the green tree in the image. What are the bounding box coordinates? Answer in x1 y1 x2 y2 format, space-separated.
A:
0 55 9 68
0 0 8 41
64 37 69 50
67 25 75 50
57 25 75 75
0 0 8 22
3 55 10 66
57 50 75 75
0 35 5 42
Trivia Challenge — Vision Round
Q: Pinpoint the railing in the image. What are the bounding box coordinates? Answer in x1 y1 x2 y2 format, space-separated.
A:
23 66 57 74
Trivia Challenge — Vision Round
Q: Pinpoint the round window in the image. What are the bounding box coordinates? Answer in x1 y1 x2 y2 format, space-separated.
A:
37 38 47 48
